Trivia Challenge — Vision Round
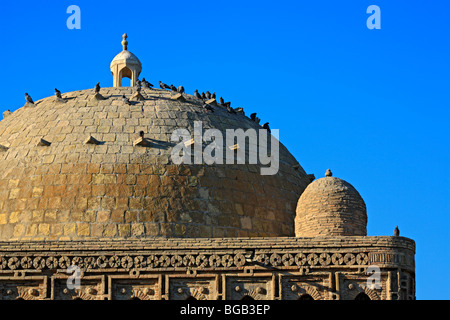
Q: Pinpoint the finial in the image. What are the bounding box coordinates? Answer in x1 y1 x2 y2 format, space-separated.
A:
122 33 128 51
325 169 332 177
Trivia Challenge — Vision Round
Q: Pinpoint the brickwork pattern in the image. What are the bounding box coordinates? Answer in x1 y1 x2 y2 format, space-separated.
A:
0 87 309 240
295 177 367 237
0 236 416 300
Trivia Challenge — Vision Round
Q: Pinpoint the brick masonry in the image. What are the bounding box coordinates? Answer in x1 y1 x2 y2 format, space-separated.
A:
0 236 415 300
295 176 367 237
0 87 310 240
0 85 416 300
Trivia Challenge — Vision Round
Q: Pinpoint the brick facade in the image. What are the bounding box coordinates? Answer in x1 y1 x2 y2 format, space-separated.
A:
0 237 415 300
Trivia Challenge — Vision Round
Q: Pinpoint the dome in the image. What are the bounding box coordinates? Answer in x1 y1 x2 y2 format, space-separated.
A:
110 50 142 68
295 170 367 237
0 86 310 241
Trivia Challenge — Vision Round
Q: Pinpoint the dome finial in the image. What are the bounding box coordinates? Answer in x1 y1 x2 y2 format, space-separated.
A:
325 169 332 177
122 33 128 51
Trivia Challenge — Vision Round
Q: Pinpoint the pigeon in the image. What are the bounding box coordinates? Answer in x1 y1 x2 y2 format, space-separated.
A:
250 113 261 123
219 97 225 105
122 94 130 105
94 82 100 93
55 88 62 99
394 226 400 237
135 80 142 89
139 131 145 138
205 91 211 100
234 107 245 115
203 104 214 112
159 81 170 90
211 92 216 99
227 106 236 114
201 92 207 100
25 93 34 104
194 89 202 99
141 78 153 88
170 84 178 92
262 122 271 133
177 86 185 94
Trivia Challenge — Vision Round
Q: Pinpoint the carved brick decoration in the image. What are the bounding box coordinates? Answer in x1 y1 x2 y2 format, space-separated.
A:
0 237 415 300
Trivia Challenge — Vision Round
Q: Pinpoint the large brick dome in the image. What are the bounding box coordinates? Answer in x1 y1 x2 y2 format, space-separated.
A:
0 86 310 240
295 170 367 237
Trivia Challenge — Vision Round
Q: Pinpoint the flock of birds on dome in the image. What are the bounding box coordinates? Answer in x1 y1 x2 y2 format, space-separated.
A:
22 78 271 133
21 82 404 238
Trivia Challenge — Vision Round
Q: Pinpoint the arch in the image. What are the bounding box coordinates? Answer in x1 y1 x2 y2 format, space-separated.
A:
120 66 132 79
131 289 151 300
116 67 132 87
354 292 371 300
292 285 322 300
346 284 380 300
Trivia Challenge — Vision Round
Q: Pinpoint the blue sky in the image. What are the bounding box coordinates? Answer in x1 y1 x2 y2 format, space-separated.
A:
0 0 449 299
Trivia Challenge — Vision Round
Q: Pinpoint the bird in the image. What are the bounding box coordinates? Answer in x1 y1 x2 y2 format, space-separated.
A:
25 93 34 104
141 78 153 88
325 169 333 177
211 92 216 99
139 131 145 138
250 113 261 123
159 81 170 90
54 88 62 99
219 97 225 105
262 122 271 133
122 94 130 105
177 86 185 94
201 92 207 100
94 82 100 93
194 89 202 99
203 104 214 112
170 84 178 92
234 107 245 115
223 101 231 108
227 106 236 114
205 91 211 100
394 226 400 237
135 79 142 88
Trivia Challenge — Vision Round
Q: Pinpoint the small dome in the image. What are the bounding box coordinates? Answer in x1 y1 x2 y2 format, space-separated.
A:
295 170 367 237
110 34 142 87
110 50 142 68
